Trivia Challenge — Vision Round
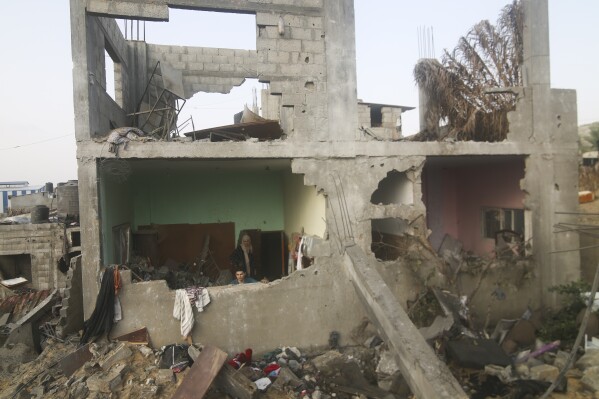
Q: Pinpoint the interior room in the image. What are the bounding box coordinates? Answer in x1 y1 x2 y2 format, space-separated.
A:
422 155 527 257
98 158 326 284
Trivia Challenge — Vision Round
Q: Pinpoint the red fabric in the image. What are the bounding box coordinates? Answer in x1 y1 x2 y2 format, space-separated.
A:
228 348 253 369
263 363 280 374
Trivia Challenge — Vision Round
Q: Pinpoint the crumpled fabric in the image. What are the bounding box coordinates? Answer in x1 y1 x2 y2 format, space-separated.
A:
185 286 210 312
107 127 145 155
173 289 194 337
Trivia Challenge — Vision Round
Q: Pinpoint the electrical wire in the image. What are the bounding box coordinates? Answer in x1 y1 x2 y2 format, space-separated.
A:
0 134 74 151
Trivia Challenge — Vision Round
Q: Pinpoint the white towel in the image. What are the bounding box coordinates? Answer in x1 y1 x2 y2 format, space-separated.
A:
173 289 194 337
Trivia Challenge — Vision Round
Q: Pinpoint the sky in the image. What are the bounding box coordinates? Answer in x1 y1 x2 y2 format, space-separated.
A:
0 0 597 185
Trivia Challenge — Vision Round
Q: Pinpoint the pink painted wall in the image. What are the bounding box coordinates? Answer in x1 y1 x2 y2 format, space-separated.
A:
424 158 525 256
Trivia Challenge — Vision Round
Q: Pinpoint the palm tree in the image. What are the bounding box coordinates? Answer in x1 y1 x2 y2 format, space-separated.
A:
413 1 523 142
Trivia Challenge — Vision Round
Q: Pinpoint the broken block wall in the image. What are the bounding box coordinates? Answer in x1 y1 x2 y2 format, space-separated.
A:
0 224 68 290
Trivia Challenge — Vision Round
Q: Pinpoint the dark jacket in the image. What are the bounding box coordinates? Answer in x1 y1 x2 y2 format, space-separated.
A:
229 246 256 278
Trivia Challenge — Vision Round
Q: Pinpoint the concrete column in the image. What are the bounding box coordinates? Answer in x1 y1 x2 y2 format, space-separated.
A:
520 0 580 307
324 0 359 141
70 0 91 141
77 159 103 318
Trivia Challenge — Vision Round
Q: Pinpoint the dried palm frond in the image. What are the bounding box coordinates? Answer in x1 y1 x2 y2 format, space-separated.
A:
413 0 523 142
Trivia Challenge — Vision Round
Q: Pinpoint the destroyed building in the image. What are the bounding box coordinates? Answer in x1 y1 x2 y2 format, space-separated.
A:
69 0 579 396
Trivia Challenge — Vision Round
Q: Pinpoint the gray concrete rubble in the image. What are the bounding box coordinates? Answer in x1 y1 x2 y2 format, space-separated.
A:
67 0 581 395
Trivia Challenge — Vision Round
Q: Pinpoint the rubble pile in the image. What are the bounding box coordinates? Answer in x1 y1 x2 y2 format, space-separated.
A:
127 256 232 289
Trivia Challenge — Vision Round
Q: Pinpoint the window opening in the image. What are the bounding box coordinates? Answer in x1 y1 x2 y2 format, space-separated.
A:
104 49 117 102
0 254 32 284
370 105 382 127
482 207 525 238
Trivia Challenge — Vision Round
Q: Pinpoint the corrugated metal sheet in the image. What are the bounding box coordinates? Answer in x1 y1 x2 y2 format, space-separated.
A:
0 184 43 214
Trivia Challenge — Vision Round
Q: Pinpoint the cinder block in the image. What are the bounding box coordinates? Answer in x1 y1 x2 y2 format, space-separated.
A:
204 63 220 72
277 39 302 52
257 38 278 51
279 64 305 76
256 12 280 26
306 17 323 29
268 51 290 64
219 64 235 72
290 27 314 40
281 93 305 106
302 40 325 53
218 48 235 57
203 47 219 55
196 55 213 63
179 53 195 63
186 62 204 71
212 55 229 64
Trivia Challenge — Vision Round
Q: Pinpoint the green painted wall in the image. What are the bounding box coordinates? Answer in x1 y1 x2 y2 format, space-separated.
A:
131 169 285 241
100 171 133 264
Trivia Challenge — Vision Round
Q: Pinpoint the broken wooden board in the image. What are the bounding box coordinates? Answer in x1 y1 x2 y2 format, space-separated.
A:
58 344 92 377
114 326 150 345
343 246 468 399
215 363 259 399
0 277 28 288
171 345 227 399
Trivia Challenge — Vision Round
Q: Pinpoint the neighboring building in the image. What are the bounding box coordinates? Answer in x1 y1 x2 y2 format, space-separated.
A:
0 182 44 214
70 0 579 363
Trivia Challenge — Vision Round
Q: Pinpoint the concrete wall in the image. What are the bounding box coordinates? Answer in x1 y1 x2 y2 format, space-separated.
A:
72 0 582 344
0 224 68 290
111 257 367 352
282 171 326 238
9 193 55 212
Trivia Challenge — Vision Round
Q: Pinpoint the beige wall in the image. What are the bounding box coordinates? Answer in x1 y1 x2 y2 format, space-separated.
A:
283 172 326 239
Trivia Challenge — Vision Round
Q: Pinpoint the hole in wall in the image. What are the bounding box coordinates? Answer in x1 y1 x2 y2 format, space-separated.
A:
371 218 411 261
305 56 310 63
305 81 315 91
371 170 414 205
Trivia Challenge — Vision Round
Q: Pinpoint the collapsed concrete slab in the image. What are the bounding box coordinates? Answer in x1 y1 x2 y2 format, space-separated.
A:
343 245 468 398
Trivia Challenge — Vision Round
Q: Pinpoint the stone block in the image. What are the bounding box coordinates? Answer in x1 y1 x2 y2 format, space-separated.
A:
203 47 219 55
268 51 290 64
204 64 220 72
576 349 599 370
99 343 132 371
377 350 400 376
554 350 570 370
256 12 280 26
218 48 235 57
257 38 278 51
310 350 345 377
212 55 229 64
582 366 599 392
277 40 302 52
530 364 559 383
302 40 324 53
87 363 127 393
156 369 174 385
290 27 314 40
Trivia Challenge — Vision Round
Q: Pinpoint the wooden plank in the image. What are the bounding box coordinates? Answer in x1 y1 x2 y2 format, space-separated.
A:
171 345 227 399
343 246 468 399
114 326 150 345
215 364 259 399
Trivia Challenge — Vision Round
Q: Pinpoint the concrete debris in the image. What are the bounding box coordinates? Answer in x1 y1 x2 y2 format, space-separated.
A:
99 342 132 370
127 255 231 289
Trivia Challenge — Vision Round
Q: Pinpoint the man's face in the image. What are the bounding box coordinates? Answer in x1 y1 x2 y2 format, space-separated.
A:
242 235 251 249
235 271 246 283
